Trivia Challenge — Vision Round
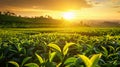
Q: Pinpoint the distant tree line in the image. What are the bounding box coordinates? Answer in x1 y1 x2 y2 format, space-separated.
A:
0 11 17 16
0 11 92 28
0 11 64 28
1 11 119 28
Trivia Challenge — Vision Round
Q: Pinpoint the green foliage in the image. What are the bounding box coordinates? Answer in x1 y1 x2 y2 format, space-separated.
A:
35 53 44 64
90 54 102 67
0 53 3 60
101 46 108 57
24 63 39 67
48 43 61 52
0 11 63 28
64 57 77 66
63 42 75 56
1 28 120 67
78 54 102 67
49 52 56 62
48 42 75 66
35 52 57 67
21 57 32 67
8 61 19 67
8 57 32 67
48 42 75 56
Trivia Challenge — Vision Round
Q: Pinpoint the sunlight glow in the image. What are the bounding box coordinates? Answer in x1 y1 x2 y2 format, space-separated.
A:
63 12 75 20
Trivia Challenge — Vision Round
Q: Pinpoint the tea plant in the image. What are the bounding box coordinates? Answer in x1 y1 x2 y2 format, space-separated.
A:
78 54 102 67
48 42 75 67
0 28 120 67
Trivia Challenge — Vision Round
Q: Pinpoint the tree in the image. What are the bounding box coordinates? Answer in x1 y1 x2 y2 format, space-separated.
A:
0 11 1 15
45 15 52 19
3 11 16 16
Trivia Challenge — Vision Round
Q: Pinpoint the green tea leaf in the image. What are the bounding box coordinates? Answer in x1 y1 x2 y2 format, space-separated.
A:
78 54 91 67
63 48 68 56
35 53 44 64
116 47 120 51
57 62 62 67
8 61 19 67
108 53 118 58
48 43 61 52
63 42 75 56
0 53 3 60
24 63 39 67
64 57 77 65
101 46 108 57
78 54 102 67
21 57 32 67
56 52 63 61
90 53 102 67
108 46 115 52
49 52 56 62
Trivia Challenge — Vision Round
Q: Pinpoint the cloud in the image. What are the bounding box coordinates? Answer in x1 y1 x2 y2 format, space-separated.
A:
113 5 120 8
117 11 120 13
0 0 92 11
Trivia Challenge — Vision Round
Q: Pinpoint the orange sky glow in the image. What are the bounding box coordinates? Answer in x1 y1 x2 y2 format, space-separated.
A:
0 0 120 20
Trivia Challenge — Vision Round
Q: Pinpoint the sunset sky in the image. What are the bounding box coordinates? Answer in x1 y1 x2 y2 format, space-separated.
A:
0 0 120 20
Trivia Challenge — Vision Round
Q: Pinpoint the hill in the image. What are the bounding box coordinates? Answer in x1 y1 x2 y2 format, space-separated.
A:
0 11 120 28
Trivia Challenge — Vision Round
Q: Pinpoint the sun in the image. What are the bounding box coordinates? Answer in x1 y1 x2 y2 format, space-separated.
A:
63 12 75 20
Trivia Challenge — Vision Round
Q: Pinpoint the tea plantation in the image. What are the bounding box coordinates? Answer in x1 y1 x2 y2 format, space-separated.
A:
0 28 120 67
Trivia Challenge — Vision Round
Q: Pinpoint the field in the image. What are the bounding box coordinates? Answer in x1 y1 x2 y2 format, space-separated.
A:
0 27 120 67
